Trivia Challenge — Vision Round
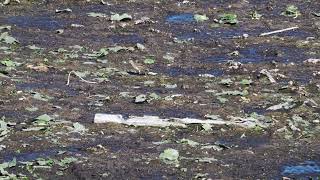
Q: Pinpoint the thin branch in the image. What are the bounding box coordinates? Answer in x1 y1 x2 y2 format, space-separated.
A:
66 71 98 86
260 26 299 36
260 69 276 83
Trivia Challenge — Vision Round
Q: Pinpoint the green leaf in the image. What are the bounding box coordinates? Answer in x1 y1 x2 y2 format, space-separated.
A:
159 148 179 164
97 48 109 57
0 59 19 67
217 96 228 103
87 12 108 18
110 13 132 21
219 13 238 24
135 94 147 103
202 123 213 131
178 138 200 147
0 158 16 177
0 32 18 44
282 5 301 18
143 57 155 64
33 114 53 126
250 11 262 20
36 158 54 166
32 92 53 101
194 14 209 22
219 78 233 86
72 122 87 133
239 79 253 85
57 157 78 167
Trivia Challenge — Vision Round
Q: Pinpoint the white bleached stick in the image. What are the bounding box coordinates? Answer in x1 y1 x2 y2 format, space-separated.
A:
260 26 299 36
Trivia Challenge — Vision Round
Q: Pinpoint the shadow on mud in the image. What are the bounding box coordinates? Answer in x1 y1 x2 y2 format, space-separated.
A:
2 146 81 162
16 82 78 96
204 44 313 63
153 66 224 77
6 16 65 31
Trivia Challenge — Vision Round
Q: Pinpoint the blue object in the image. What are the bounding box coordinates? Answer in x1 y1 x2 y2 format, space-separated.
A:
282 161 320 175
166 13 195 23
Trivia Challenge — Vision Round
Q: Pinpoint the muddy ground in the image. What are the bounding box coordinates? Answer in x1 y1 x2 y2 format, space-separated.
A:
0 0 320 179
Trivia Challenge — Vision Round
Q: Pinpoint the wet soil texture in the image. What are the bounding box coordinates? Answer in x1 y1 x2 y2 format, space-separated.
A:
0 0 320 179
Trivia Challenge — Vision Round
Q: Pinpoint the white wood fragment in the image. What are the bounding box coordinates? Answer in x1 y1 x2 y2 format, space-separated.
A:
260 69 277 83
304 58 320 64
260 26 299 36
94 114 124 124
94 114 229 127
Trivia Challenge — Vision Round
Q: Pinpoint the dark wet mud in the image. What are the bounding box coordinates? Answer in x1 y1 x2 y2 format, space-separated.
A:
1 0 320 179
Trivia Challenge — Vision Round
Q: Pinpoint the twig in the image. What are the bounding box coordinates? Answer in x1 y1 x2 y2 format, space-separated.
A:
260 69 276 83
260 26 299 36
66 71 98 86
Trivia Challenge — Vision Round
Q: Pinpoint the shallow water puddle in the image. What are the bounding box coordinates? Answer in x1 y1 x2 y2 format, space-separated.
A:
172 26 315 43
173 28 245 42
166 13 195 23
6 16 65 30
170 26 265 41
281 161 320 177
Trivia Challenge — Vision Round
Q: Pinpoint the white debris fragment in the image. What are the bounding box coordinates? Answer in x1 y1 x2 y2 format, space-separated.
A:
304 58 320 64
313 71 320 77
94 114 124 124
303 99 318 108
260 26 299 36
94 113 273 128
228 114 272 128
199 74 215 78
173 118 229 125
313 120 320 124
93 114 229 127
3 0 20 5
260 69 276 83
126 116 186 127
71 24 85 28
227 61 242 70
134 17 154 24
267 101 296 111
55 8 72 13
